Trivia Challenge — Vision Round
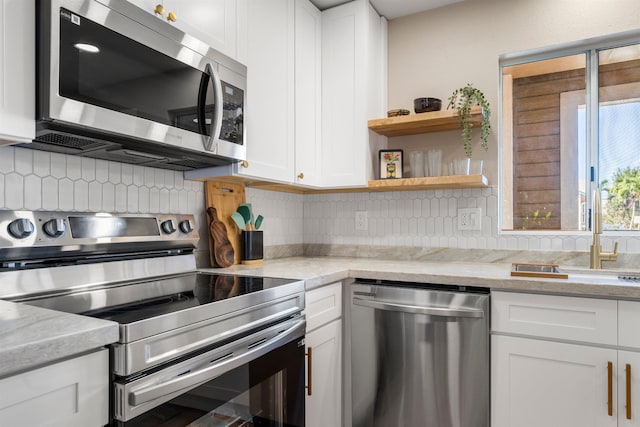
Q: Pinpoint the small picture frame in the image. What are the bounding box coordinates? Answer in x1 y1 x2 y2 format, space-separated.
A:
379 149 404 179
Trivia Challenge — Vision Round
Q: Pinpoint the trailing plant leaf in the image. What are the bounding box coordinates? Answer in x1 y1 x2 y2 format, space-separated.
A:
447 84 491 158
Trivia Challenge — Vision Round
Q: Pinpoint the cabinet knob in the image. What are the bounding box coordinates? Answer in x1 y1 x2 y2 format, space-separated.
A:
154 4 165 15
241 160 249 168
297 172 304 180
166 11 177 22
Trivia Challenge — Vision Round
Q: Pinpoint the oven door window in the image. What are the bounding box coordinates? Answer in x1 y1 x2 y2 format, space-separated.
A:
118 338 304 427
58 8 216 136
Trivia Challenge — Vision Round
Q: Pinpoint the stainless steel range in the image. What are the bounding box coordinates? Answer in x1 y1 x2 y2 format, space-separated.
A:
0 210 305 426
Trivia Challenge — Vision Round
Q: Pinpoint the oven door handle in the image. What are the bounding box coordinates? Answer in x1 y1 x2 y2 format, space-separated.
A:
128 318 306 407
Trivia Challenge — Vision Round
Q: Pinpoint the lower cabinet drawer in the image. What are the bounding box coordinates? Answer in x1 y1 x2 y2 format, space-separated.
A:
0 349 109 427
306 282 342 332
492 291 617 345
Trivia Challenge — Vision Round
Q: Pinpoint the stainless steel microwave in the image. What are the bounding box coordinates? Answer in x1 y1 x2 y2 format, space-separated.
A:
31 0 246 170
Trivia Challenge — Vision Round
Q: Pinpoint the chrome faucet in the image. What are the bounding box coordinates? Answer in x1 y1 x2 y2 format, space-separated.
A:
590 188 618 269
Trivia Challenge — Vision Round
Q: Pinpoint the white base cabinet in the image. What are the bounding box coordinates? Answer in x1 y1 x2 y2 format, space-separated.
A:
492 335 617 427
0 0 35 145
492 292 640 427
619 350 640 425
305 282 342 427
306 319 342 427
0 350 109 427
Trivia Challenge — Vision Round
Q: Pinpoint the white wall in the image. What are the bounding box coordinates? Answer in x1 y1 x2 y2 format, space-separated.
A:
386 0 640 185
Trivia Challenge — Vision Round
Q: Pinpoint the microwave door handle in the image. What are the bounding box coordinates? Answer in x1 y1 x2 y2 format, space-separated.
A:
199 63 223 152
128 318 306 407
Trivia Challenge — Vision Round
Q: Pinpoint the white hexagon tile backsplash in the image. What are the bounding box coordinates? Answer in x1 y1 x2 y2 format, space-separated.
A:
2 145 640 255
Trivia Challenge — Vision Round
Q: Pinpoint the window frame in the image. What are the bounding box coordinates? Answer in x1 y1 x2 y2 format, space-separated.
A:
499 29 640 235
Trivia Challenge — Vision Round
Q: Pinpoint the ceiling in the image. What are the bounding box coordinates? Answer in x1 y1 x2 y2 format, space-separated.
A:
310 0 464 19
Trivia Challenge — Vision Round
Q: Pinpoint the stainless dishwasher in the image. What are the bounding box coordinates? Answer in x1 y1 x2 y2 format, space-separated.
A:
349 280 489 427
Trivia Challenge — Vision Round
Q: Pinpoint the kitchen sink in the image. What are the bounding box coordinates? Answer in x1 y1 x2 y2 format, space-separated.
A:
511 264 640 282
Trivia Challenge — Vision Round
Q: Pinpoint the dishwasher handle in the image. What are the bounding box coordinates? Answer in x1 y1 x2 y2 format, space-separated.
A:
352 296 485 319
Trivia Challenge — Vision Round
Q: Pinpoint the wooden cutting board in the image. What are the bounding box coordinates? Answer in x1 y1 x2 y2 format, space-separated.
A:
205 181 246 266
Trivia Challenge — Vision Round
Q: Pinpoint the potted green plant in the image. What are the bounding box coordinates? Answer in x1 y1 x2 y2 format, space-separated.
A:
447 84 491 158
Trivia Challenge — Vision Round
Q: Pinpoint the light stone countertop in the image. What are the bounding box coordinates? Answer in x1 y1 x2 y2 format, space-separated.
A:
205 256 640 299
5 256 640 379
0 300 119 378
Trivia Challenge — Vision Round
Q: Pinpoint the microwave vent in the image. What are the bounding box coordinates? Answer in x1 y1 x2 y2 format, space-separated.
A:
165 159 217 170
35 132 110 152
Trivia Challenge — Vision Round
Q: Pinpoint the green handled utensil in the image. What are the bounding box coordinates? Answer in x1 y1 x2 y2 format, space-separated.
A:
254 215 264 230
237 204 252 227
230 212 246 230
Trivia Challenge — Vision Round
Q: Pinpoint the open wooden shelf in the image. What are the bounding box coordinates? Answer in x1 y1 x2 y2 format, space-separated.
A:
368 106 483 137
367 174 488 192
192 174 489 194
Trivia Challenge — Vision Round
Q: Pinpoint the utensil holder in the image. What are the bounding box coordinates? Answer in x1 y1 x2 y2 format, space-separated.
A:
241 230 263 265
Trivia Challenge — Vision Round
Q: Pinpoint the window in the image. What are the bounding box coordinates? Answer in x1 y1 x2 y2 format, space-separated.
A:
501 35 640 232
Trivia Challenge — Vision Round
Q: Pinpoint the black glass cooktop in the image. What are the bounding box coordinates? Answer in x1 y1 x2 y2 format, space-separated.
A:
23 272 301 324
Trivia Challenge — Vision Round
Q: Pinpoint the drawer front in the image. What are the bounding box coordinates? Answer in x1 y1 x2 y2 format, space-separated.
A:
619 300 640 349
492 291 617 345
306 281 342 332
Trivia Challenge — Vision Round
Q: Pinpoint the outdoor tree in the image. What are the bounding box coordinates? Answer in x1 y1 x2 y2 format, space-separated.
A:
602 167 640 230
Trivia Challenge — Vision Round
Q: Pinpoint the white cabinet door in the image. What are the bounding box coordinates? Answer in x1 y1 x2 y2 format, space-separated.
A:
125 0 244 61
0 350 109 427
294 0 322 187
306 319 342 427
240 0 295 183
321 1 386 188
0 0 35 145
492 335 617 427
618 351 640 426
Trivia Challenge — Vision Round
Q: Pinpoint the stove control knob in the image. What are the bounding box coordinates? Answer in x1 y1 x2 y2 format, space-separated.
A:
43 218 66 238
161 219 176 234
179 219 194 234
8 218 35 239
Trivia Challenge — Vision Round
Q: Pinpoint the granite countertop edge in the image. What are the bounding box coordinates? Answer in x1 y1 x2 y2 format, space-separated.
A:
0 300 119 379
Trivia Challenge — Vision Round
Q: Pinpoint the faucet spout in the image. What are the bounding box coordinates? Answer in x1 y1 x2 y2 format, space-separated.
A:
589 188 618 269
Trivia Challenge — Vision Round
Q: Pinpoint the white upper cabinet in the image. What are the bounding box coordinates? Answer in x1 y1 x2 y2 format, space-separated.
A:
185 0 386 189
0 0 35 145
126 0 246 61
240 0 322 186
294 0 322 187
188 0 323 186
321 0 387 188
239 0 296 183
